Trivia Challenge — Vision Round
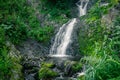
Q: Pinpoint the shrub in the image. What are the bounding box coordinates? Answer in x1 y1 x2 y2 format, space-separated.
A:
0 47 12 79
28 26 54 42
83 55 120 80
0 27 5 48
72 62 83 72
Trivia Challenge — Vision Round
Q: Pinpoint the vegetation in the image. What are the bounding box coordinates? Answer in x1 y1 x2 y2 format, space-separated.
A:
0 0 54 79
41 0 75 18
71 62 83 72
0 0 120 80
78 0 120 80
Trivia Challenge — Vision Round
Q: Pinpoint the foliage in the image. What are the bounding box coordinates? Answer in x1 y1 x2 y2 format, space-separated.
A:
0 47 12 79
72 62 83 72
0 0 52 79
86 0 119 23
83 54 120 80
40 0 75 19
0 27 5 48
78 0 120 80
28 26 54 42
0 27 23 79
108 76 120 80
0 0 54 44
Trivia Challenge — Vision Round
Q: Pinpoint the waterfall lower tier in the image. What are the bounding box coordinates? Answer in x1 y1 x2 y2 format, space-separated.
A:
76 0 89 17
50 18 77 57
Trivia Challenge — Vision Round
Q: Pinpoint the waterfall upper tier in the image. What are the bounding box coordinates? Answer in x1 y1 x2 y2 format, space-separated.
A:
76 0 89 17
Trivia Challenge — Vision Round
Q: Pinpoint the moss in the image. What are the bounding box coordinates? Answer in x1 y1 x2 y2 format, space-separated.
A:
41 62 55 68
71 62 83 72
38 67 58 79
78 75 85 80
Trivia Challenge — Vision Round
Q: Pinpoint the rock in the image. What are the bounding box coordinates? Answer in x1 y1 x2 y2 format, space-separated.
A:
101 8 119 26
25 73 36 80
17 39 49 58
6 41 22 61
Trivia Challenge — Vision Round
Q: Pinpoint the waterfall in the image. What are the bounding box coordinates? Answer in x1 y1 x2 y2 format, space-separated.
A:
50 18 77 57
49 0 89 57
76 0 89 17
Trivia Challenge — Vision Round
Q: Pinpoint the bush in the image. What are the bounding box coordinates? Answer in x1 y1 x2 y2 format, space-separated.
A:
83 55 120 80
0 47 12 79
78 1 120 80
72 62 83 72
0 27 5 48
109 76 120 80
28 26 54 42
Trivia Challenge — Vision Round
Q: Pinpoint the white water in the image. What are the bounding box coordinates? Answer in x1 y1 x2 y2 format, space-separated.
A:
50 18 77 57
49 0 89 57
76 0 89 16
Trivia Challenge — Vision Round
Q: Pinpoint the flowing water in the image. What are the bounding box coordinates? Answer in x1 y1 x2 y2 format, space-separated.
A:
50 0 89 57
76 0 89 17
50 18 77 57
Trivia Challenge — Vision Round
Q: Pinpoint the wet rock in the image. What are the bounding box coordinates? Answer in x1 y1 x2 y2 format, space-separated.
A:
25 73 36 80
17 39 50 58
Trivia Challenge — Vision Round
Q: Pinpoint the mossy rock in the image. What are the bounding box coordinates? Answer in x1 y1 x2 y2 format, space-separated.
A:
71 62 83 72
41 62 55 68
78 75 85 80
38 67 58 79
10 63 24 80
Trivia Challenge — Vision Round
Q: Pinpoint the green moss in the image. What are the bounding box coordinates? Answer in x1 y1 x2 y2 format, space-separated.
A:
78 75 85 80
38 67 58 79
72 62 83 72
41 62 55 68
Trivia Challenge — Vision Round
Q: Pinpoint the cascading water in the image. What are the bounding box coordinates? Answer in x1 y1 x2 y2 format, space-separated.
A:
50 0 89 57
76 0 89 17
50 18 77 57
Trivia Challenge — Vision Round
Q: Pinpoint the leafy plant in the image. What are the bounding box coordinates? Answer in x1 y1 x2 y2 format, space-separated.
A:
78 0 120 80
28 26 54 42
85 55 120 80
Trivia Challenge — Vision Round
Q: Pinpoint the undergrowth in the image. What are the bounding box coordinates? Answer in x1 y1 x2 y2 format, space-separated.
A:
78 0 120 80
